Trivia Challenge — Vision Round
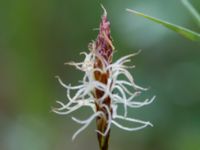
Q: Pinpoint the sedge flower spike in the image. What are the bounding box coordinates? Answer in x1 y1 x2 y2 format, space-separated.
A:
53 6 155 150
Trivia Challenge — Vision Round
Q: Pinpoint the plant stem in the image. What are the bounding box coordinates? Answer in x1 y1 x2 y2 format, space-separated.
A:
96 117 110 150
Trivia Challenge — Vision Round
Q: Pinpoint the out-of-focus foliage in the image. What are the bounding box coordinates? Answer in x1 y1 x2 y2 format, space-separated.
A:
0 0 200 150
127 0 200 41
182 0 200 27
127 8 200 41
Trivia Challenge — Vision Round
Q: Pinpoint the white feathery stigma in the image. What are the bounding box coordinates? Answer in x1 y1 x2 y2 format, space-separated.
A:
53 50 155 140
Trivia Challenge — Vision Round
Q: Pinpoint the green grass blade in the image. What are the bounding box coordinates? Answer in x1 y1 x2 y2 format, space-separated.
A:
126 9 200 41
182 0 200 27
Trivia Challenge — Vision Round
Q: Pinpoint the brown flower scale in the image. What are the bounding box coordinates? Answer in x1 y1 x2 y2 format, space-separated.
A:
93 9 113 150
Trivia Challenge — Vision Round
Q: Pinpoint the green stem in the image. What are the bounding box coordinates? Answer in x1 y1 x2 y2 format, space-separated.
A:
97 117 110 150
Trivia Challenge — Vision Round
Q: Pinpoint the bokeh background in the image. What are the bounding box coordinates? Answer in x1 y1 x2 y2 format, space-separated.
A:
1 0 200 150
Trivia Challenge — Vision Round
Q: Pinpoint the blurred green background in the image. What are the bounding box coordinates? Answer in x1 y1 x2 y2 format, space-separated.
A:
1 0 200 150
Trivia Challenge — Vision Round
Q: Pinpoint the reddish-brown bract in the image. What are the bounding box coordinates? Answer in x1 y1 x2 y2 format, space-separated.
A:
93 11 114 150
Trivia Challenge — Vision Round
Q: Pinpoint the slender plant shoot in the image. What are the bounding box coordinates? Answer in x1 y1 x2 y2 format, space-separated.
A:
182 0 200 27
126 8 200 41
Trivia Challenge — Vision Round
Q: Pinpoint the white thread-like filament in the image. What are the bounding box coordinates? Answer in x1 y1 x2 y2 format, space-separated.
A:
54 51 155 140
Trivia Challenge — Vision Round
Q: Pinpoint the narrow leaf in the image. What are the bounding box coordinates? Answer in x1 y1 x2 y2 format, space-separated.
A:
126 9 200 41
182 0 200 27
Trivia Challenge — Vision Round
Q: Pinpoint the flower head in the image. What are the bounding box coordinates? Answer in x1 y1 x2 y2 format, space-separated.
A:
53 6 155 146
